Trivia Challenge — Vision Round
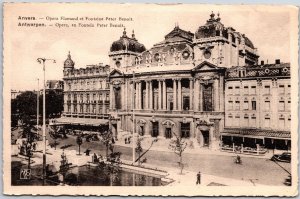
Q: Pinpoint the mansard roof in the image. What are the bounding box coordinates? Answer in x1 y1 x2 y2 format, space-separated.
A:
226 63 290 79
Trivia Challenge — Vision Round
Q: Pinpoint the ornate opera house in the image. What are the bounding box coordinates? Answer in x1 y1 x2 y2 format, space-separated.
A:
61 13 291 151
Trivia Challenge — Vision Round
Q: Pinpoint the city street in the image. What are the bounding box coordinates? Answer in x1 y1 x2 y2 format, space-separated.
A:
43 133 291 186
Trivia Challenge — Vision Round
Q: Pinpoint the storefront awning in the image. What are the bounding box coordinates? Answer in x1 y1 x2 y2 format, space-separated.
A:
53 117 109 126
221 128 291 140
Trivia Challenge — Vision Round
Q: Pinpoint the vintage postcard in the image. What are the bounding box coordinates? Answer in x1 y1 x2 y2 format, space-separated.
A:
3 3 299 196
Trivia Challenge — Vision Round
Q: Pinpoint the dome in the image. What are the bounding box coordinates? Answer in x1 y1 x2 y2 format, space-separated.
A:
110 28 146 53
64 51 75 69
195 12 224 39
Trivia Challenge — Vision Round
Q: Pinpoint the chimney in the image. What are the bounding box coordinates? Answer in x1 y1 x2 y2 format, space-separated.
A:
261 60 264 65
275 59 280 64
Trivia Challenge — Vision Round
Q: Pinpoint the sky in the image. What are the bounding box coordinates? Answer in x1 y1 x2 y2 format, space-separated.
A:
4 3 293 91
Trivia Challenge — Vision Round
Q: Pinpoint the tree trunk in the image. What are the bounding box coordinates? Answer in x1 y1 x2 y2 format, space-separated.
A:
54 140 56 150
28 157 31 169
78 145 81 155
179 155 183 174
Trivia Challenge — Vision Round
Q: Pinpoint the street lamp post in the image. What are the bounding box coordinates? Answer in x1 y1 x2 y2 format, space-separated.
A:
37 58 56 185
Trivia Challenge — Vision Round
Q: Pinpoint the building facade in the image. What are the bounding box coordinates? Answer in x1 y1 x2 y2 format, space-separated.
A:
60 13 291 150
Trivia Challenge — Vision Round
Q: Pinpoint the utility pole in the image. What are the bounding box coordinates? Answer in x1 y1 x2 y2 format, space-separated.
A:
37 58 56 185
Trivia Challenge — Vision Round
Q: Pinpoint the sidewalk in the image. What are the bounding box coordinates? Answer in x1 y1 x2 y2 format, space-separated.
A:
21 147 265 187
114 134 276 160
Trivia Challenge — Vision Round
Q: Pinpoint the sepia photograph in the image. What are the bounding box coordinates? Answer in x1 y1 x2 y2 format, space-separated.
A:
3 3 299 196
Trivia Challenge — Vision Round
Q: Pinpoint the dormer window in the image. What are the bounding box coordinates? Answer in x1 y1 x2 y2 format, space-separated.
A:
116 61 121 67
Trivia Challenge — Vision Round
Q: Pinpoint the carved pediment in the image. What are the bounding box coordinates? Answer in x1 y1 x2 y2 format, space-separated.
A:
162 120 176 128
193 61 221 71
109 69 123 77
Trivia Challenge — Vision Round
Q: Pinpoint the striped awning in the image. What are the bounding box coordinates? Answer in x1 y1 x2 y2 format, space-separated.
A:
52 117 109 126
221 128 291 139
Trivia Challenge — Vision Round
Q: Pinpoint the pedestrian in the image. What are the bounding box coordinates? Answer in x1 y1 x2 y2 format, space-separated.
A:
196 171 201 185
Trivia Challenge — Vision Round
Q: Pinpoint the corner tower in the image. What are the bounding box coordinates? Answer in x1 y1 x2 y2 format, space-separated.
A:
193 12 259 67
108 28 146 71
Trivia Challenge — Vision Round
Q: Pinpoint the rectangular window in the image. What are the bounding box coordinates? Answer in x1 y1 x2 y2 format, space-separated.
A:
244 86 249 95
265 101 270 111
279 85 285 94
235 86 240 94
99 94 102 101
80 105 83 113
235 101 240 110
279 101 285 111
287 100 291 111
287 85 291 94
244 116 249 127
151 122 159 137
250 86 256 95
99 105 102 114
264 85 270 94
86 105 90 113
99 81 102 89
106 82 110 89
265 118 270 128
243 101 249 110
287 118 291 129
106 94 109 101
183 96 190 110
228 101 233 110
278 118 285 129
227 115 233 126
250 116 256 127
228 86 233 94
74 105 77 113
67 105 71 112
251 101 256 110
203 84 213 111
234 115 240 126
181 123 190 138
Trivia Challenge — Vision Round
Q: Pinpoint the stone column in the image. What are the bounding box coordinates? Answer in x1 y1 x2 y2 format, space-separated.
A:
162 79 167 110
158 80 162 110
95 94 99 114
214 78 219 111
138 82 142 109
189 78 193 110
125 81 128 110
149 80 153 110
134 82 137 110
121 83 125 110
194 79 199 111
173 79 177 110
178 79 182 111
145 81 149 109
109 84 113 110
102 94 106 114
199 82 203 111
219 76 224 112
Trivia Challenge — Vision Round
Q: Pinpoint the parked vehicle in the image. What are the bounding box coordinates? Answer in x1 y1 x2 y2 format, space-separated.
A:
271 152 291 163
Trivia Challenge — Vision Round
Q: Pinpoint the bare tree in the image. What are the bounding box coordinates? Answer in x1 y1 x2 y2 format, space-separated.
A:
99 130 114 158
76 135 83 155
169 132 187 175
135 137 143 166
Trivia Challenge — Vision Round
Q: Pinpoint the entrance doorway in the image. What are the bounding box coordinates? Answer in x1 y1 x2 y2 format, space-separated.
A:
165 128 172 139
202 130 210 147
152 122 159 137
